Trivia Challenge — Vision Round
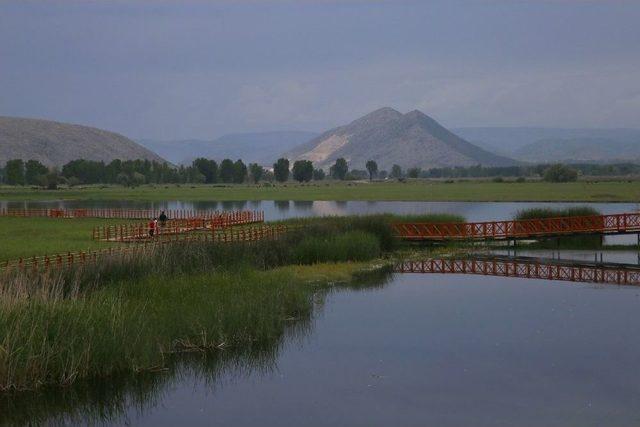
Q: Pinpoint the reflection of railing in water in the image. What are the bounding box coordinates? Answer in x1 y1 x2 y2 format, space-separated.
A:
395 256 640 286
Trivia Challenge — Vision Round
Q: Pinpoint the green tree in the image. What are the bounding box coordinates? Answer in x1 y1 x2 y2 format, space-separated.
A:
192 158 218 183
330 158 348 180
219 159 235 183
233 159 247 183
249 163 264 184
4 159 25 185
25 160 48 185
543 164 578 183
292 160 313 182
44 169 64 190
390 164 403 179
273 158 290 183
313 168 326 181
365 160 378 181
407 167 421 178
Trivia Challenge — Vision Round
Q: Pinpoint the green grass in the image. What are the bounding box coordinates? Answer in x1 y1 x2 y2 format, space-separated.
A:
514 206 603 248
0 220 402 392
0 213 462 263
0 217 138 262
1 180 639 201
514 206 601 220
0 263 374 392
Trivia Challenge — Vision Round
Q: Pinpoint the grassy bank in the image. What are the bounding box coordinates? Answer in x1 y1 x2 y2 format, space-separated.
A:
1 180 639 202
0 217 407 392
0 213 462 262
0 263 378 393
0 217 140 262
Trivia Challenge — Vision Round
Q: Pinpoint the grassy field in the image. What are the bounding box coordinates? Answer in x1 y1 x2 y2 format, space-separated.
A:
0 217 139 262
1 180 639 202
0 213 463 262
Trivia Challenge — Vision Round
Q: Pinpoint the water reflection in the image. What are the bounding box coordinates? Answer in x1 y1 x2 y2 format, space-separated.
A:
0 269 392 426
395 254 640 286
0 348 278 426
3 200 636 223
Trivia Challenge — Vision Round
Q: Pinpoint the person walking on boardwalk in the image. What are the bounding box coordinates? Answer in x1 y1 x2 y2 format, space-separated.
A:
159 210 168 228
148 217 157 237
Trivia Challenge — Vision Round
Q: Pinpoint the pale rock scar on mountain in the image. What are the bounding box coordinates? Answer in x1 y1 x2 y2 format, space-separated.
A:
283 107 517 170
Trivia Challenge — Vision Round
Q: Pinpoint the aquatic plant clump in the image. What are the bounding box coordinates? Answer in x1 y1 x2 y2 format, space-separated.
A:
514 206 600 221
513 206 603 249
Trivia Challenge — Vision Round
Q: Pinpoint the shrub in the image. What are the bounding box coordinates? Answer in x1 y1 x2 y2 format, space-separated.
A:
543 164 578 182
291 231 380 264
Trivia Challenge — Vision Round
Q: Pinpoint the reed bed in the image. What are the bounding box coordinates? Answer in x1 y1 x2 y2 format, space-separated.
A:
0 216 406 392
514 206 600 221
514 206 603 248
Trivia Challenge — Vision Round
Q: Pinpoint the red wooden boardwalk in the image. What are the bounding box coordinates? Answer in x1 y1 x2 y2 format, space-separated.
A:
395 256 640 286
393 212 640 242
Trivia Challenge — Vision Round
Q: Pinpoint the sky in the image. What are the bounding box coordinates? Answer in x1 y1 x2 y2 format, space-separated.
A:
1 0 639 140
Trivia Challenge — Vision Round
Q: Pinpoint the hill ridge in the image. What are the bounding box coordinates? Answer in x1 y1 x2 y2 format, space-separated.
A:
285 107 516 170
0 116 165 166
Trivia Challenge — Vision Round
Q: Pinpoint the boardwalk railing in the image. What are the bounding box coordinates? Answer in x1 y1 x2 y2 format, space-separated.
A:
0 208 265 221
395 256 640 286
393 212 640 242
1 224 290 275
92 211 264 241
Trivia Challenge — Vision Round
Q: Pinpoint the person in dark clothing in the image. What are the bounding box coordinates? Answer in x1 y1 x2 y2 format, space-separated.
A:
159 211 168 228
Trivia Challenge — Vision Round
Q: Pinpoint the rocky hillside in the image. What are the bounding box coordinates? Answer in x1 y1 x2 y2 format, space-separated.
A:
0 116 165 166
285 108 516 170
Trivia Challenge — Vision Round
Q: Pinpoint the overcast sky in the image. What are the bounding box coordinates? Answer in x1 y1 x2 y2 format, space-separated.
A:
1 0 639 140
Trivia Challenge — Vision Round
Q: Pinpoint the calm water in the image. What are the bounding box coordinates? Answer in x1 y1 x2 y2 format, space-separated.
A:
2 200 638 222
5 264 640 426
3 200 638 244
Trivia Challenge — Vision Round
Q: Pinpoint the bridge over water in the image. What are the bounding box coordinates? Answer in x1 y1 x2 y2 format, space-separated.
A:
393 212 640 242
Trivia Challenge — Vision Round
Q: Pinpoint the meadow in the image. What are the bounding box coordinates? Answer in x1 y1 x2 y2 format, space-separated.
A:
1 179 639 202
0 217 138 262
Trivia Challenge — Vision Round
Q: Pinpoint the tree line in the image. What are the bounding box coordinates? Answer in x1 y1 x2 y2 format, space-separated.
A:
1 156 636 187
0 157 369 187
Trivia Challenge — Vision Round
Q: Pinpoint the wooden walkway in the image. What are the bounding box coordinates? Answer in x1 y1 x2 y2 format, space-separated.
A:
393 212 640 242
1 224 291 275
92 211 264 242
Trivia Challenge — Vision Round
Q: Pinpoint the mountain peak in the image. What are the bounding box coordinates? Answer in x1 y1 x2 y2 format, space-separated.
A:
284 107 516 170
404 109 428 119
356 107 403 121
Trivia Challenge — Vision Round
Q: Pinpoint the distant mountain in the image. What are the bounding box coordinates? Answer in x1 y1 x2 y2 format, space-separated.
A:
0 116 165 166
139 131 317 166
513 138 640 164
284 107 516 170
454 127 640 162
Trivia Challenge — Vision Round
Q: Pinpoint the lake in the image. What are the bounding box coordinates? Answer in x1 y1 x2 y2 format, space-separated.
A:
2 199 638 222
2 199 638 244
4 259 640 426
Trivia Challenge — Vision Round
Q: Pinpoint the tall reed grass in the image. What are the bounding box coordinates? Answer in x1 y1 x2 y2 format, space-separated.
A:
0 215 413 392
514 206 600 221
514 206 603 248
